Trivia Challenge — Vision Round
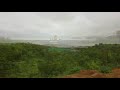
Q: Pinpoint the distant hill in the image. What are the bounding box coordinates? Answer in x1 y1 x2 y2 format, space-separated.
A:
94 35 119 44
0 36 11 43
0 34 120 46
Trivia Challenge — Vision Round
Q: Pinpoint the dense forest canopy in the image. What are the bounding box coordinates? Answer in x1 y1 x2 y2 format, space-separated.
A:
0 43 120 78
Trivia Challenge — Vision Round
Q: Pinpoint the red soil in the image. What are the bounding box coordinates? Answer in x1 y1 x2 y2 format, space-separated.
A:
64 68 120 78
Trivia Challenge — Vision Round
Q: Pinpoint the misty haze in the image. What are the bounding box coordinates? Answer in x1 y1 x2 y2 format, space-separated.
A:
0 12 120 47
0 12 120 78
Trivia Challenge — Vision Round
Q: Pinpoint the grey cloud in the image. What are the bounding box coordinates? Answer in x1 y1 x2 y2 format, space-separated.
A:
0 12 120 40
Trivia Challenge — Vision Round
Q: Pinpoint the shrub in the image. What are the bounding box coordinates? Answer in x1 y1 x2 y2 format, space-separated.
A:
65 66 82 75
85 60 101 70
99 66 112 73
38 60 65 77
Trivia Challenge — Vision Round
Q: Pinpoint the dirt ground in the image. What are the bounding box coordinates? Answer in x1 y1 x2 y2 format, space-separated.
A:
64 68 120 78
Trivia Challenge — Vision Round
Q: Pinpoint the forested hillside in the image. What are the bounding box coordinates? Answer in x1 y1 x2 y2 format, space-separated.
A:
0 43 120 78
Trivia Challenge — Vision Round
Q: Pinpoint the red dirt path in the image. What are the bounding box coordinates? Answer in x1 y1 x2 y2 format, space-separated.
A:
64 68 120 78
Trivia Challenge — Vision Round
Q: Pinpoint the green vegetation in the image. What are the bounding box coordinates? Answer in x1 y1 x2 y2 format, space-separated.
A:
0 43 120 78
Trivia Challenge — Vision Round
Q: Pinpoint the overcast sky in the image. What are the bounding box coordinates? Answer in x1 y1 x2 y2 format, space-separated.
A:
0 12 120 40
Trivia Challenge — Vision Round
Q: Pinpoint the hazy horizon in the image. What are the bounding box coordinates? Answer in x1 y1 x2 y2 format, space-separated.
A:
0 12 120 40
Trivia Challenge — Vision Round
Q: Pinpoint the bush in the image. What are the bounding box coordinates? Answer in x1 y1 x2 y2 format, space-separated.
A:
65 66 82 75
38 59 66 77
99 66 112 73
85 60 101 70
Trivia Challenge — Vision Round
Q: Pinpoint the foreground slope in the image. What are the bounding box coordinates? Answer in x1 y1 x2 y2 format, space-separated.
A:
64 68 120 78
0 43 120 78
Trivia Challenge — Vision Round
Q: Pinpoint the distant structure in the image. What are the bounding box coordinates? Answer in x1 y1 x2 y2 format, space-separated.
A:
0 33 10 41
49 35 59 46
